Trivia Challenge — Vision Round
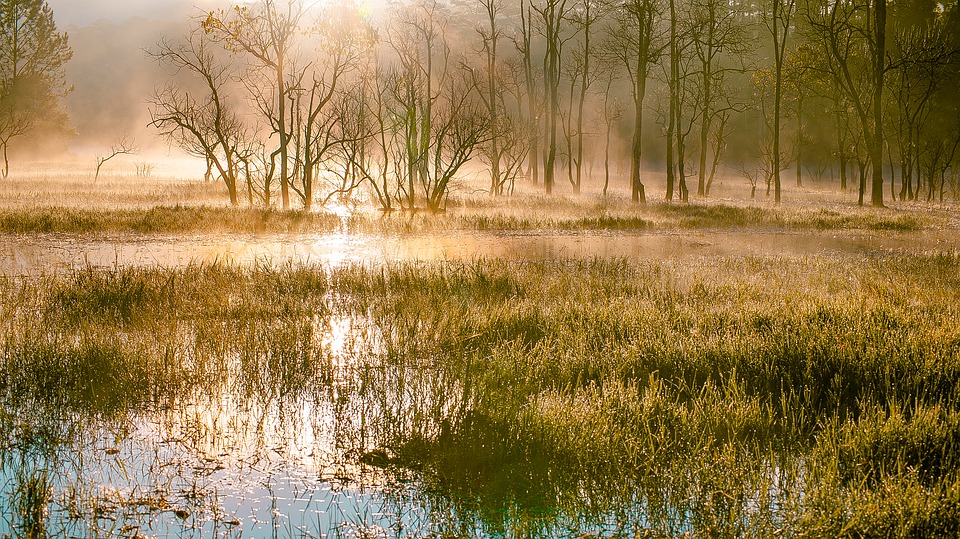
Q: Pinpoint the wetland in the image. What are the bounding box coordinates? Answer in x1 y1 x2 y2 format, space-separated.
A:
1 174 959 538
3 0 960 535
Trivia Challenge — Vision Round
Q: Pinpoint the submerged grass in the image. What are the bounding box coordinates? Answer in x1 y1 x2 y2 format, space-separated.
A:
1 253 959 536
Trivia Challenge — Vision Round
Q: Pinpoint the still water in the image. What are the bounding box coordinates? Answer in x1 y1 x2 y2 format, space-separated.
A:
0 229 951 274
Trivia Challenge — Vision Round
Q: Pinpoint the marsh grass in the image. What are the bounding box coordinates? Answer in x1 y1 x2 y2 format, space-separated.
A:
0 205 345 234
7 468 50 539
0 198 937 235
1 253 960 536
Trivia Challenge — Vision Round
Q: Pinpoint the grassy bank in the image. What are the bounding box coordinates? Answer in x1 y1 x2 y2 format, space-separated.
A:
0 200 932 234
1 254 959 536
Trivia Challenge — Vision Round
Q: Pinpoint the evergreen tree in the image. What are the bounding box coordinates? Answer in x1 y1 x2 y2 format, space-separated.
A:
0 0 72 177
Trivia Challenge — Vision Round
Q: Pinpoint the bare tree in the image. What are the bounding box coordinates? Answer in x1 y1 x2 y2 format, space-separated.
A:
606 0 664 203
569 0 603 193
384 0 489 212
493 56 533 196
202 0 305 210
672 17 700 203
664 0 679 201
149 29 249 206
533 0 573 195
423 73 490 211
806 0 888 207
762 0 796 204
597 65 623 197
887 19 958 201
94 136 137 179
753 67 791 197
286 5 369 211
514 0 542 186
689 0 749 198
476 0 509 196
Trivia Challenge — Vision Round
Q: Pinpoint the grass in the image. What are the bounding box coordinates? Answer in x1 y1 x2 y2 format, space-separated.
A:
0 167 947 235
7 468 50 539
0 253 959 536
0 172 224 210
0 200 934 234
0 205 345 234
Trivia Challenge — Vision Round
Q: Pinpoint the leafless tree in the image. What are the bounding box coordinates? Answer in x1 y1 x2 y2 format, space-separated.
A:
94 135 138 179
806 0 888 207
887 19 958 201
597 66 623 197
566 0 603 194
286 5 370 211
532 0 574 195
149 29 249 205
202 0 305 210
514 0 542 186
383 0 490 212
606 0 664 203
762 0 796 204
688 0 750 198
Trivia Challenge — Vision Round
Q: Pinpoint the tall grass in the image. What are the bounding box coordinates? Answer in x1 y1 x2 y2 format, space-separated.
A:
1 253 959 536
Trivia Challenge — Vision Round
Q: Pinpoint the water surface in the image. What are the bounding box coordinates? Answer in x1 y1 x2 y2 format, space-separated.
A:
1 229 953 274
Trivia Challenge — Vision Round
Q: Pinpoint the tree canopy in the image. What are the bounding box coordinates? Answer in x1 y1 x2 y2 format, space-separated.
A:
0 0 72 177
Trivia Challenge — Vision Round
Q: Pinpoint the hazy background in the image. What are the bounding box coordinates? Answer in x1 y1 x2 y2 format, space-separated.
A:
40 1 228 159
46 0 216 26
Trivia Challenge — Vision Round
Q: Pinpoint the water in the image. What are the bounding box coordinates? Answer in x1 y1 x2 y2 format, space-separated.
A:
0 409 434 539
0 394 662 539
0 294 643 538
1 229 953 274
0 228 927 537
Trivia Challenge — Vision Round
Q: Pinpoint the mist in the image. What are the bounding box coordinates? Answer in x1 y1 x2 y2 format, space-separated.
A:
21 0 955 208
46 0 219 26
2 1 960 537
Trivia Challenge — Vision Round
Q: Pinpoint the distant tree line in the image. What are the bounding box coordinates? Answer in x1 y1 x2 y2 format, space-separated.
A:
135 0 957 210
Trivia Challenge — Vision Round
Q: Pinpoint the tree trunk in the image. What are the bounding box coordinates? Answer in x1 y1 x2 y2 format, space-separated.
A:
696 10 715 198
543 1 560 196
869 0 886 207
604 122 612 197
796 92 803 187
697 70 711 197
521 0 539 186
575 2 591 193
772 0 784 205
278 59 290 210
678 128 688 203
666 0 677 201
630 52 647 204
898 149 910 202
858 159 866 206
486 4 502 196
566 74 578 193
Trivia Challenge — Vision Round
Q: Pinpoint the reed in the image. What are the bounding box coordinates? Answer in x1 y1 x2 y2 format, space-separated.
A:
0 253 958 536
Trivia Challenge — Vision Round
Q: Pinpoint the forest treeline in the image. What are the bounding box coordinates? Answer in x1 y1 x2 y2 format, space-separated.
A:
2 0 960 210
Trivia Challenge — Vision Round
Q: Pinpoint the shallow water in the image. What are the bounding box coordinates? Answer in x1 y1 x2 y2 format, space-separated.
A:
1 229 949 537
1 229 954 274
0 369 663 539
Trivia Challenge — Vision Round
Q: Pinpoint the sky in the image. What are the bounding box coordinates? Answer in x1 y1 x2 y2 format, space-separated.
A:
46 0 220 26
